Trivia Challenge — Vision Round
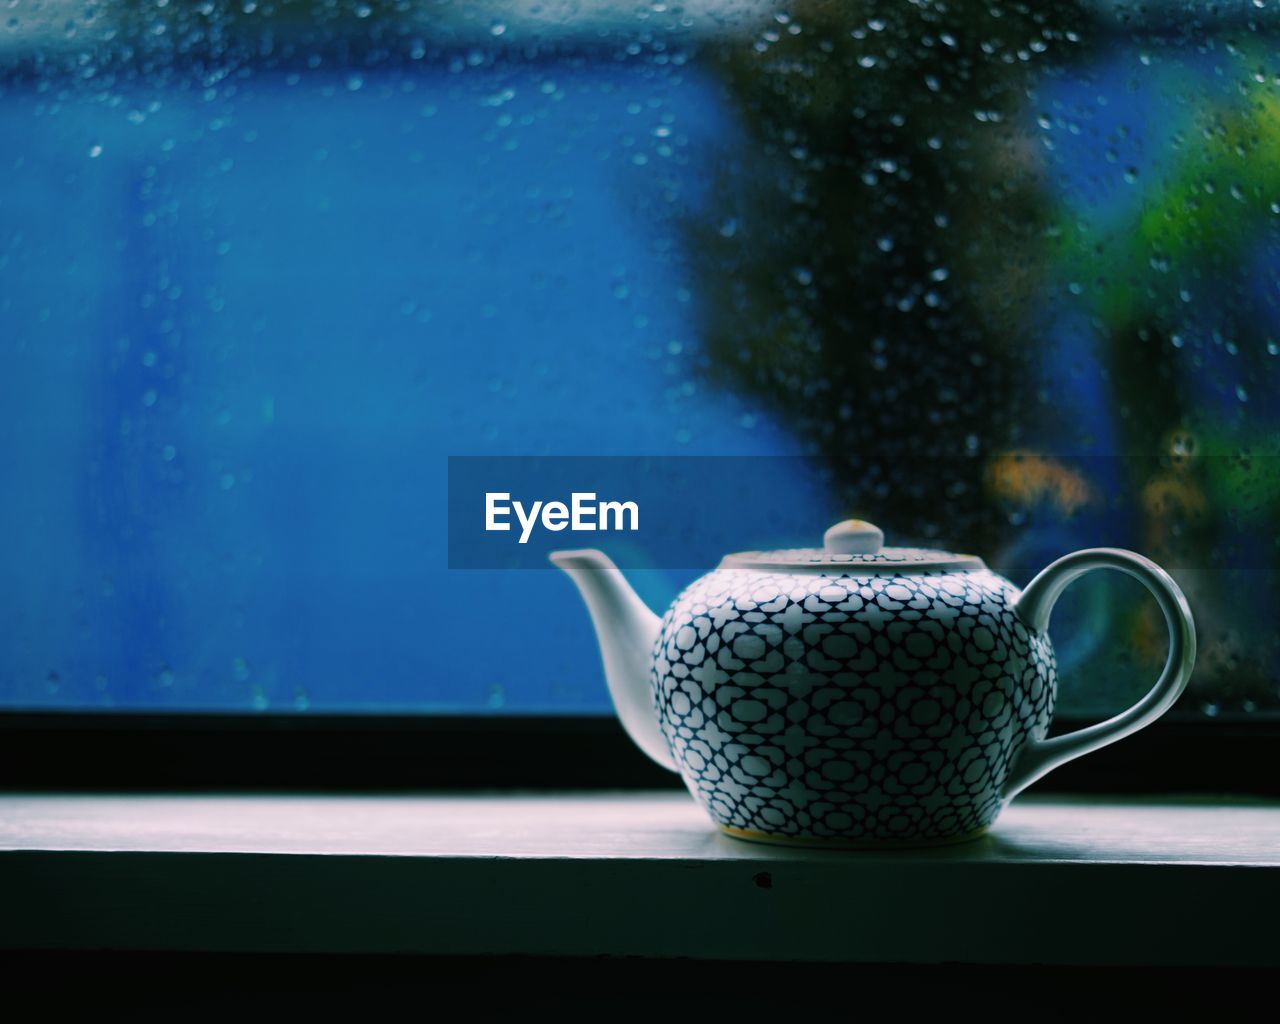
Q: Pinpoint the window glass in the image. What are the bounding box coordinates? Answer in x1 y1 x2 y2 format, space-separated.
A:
1 1 1276 717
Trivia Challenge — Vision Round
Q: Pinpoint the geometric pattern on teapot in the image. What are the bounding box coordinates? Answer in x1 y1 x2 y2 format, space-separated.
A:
652 569 1056 844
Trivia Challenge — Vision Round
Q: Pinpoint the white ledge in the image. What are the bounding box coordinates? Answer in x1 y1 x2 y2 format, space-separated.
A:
2 792 1278 965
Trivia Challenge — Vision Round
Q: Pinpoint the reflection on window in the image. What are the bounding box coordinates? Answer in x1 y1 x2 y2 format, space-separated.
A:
0 2 1276 717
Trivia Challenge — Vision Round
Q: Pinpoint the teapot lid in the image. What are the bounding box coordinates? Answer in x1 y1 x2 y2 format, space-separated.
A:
718 519 986 574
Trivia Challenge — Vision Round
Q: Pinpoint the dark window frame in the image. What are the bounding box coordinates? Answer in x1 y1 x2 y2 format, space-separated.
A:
2 711 1276 794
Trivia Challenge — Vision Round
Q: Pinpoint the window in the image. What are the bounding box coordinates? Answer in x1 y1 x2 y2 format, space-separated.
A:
2 2 1277 752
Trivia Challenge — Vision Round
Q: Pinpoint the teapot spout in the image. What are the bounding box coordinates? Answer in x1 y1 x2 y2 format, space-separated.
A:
549 550 677 772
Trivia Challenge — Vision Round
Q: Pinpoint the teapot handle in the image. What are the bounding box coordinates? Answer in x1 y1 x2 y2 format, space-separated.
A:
1002 548 1196 801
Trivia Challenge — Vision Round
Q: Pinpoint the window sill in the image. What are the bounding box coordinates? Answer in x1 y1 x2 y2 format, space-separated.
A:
1 792 1277 966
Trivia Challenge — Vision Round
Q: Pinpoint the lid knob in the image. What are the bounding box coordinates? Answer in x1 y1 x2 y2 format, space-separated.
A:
824 519 884 556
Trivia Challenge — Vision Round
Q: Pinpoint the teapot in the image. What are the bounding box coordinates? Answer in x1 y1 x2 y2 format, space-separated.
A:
551 519 1195 848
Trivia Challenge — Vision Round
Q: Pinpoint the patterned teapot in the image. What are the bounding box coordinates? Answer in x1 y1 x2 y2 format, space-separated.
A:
551 520 1195 848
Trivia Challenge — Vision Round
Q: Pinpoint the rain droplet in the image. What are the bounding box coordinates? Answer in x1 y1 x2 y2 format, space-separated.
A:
88 144 102 158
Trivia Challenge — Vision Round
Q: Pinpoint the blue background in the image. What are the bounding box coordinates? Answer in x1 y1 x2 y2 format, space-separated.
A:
2 32 1276 716
0 61 817 712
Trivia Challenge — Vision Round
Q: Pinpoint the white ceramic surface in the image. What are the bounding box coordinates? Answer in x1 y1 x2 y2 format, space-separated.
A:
552 520 1196 846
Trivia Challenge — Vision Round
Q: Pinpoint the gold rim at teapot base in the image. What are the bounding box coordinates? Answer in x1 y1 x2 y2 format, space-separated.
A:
718 823 990 850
